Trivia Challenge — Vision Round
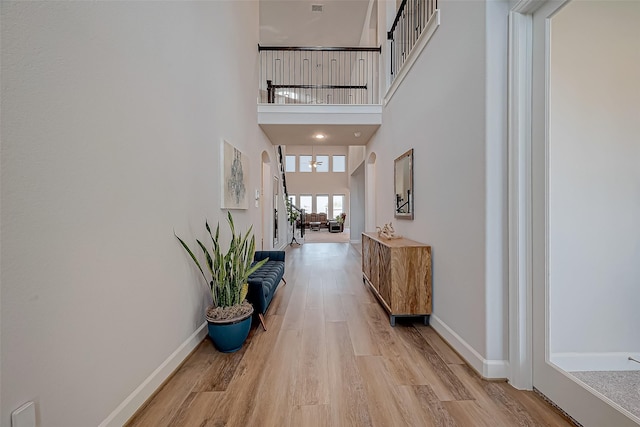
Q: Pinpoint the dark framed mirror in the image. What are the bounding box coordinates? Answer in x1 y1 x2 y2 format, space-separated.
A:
394 149 414 220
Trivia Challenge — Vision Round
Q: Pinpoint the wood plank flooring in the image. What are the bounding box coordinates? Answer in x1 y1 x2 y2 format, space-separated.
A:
126 243 575 427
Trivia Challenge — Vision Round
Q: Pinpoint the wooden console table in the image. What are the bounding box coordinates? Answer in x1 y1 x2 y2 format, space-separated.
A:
361 232 432 326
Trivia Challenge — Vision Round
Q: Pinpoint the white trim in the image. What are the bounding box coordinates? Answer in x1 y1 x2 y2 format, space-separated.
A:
430 315 508 379
551 352 640 372
98 323 208 427
507 8 534 390
257 104 382 125
512 0 546 14
383 10 440 105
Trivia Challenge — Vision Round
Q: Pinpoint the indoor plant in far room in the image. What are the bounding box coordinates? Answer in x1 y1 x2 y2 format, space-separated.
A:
175 211 267 353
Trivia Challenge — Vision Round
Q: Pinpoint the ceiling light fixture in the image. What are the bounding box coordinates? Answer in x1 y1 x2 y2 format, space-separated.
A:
309 145 323 169
313 133 326 140
354 131 362 138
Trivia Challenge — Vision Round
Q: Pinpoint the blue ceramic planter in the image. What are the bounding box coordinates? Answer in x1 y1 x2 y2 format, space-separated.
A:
207 312 252 353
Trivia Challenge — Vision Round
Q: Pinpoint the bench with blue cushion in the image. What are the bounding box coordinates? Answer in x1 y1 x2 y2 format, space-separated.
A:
247 250 286 330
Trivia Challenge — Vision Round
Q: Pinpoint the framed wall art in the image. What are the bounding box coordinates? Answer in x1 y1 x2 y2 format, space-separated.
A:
221 140 249 209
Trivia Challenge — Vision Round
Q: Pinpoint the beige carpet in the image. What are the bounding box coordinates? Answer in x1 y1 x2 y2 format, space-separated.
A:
302 227 350 243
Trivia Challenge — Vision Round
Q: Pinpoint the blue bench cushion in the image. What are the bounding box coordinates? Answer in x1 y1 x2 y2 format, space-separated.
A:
246 251 285 315
250 261 284 298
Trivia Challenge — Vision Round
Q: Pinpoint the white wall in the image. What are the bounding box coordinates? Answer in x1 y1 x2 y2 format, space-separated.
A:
348 145 366 174
1 1 273 425
369 0 510 375
350 163 366 242
549 1 640 358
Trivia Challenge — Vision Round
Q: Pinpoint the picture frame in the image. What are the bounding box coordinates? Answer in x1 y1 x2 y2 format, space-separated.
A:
221 140 249 209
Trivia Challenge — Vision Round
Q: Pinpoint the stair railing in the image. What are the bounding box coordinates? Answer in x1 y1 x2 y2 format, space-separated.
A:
259 45 381 105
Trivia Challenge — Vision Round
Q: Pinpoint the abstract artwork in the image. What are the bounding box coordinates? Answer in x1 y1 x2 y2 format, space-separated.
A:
221 140 248 209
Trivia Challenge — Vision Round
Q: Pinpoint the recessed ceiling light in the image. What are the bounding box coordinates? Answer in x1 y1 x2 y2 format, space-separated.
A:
354 131 362 138
314 133 326 140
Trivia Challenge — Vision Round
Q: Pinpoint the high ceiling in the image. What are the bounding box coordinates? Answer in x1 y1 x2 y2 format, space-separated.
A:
259 0 373 47
259 0 379 146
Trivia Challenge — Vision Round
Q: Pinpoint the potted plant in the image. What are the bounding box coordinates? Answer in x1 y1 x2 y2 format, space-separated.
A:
334 213 346 232
175 211 267 353
285 197 299 225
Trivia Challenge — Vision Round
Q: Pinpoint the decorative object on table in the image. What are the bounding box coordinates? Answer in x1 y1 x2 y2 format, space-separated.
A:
221 140 249 209
394 148 414 220
376 222 400 239
175 211 267 352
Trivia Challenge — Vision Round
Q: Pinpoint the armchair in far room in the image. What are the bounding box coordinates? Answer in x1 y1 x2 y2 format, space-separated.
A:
329 213 346 233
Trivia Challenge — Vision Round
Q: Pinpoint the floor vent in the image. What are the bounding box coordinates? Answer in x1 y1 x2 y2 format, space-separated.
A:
311 4 323 12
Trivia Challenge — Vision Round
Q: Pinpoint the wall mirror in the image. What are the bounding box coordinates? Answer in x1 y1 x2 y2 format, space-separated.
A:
394 149 414 220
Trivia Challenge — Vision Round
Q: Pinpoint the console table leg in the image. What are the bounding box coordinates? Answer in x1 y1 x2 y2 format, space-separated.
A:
390 315 396 327
423 315 430 326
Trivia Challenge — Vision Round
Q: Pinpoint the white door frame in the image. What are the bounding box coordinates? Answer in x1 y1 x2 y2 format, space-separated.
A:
510 0 640 425
507 0 542 391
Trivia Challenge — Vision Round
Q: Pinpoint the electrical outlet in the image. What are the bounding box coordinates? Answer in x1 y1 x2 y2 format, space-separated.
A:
11 401 35 427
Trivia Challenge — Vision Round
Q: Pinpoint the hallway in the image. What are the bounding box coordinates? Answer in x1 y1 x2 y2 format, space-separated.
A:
127 243 574 426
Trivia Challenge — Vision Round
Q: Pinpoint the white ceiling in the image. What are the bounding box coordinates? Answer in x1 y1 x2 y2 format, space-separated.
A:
259 0 373 47
258 0 379 146
259 123 380 146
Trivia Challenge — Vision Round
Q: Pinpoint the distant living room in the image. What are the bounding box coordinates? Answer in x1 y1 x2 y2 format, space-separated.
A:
284 145 351 243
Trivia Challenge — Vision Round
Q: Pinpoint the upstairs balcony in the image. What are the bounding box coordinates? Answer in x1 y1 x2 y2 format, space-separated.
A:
258 45 381 105
257 45 382 146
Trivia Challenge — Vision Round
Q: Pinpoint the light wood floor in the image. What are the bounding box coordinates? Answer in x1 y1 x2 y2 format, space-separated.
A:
127 243 575 427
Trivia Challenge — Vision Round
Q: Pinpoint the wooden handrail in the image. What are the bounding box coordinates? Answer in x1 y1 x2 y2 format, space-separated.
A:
388 0 408 40
259 45 381 52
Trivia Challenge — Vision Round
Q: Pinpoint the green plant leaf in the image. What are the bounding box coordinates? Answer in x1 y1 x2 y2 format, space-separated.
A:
175 233 207 284
175 212 268 310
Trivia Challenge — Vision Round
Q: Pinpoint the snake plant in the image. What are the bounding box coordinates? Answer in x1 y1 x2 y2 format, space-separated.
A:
176 211 267 312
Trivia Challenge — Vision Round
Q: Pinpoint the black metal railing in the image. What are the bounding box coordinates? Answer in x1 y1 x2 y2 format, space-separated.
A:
259 45 381 105
388 0 438 82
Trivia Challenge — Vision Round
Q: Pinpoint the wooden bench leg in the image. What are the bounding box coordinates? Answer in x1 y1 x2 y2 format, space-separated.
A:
258 313 267 331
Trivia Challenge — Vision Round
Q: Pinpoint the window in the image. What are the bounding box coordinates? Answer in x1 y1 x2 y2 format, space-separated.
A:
285 155 296 172
299 194 312 213
315 155 329 172
288 195 296 207
333 194 345 218
332 155 346 172
299 155 312 172
316 194 329 215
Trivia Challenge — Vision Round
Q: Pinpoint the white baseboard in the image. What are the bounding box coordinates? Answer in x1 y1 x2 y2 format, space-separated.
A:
430 314 508 379
551 352 640 372
99 323 208 427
